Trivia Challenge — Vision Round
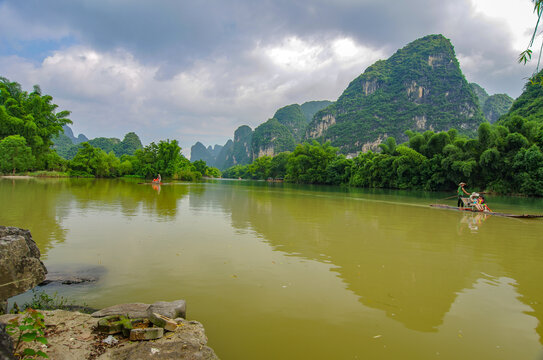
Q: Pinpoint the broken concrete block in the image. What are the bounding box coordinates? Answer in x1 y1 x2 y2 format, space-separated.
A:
96 315 125 334
149 312 177 332
129 327 164 341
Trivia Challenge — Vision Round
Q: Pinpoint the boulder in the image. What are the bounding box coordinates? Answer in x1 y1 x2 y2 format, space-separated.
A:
91 303 150 318
92 300 187 320
147 300 186 319
0 226 47 301
38 264 105 286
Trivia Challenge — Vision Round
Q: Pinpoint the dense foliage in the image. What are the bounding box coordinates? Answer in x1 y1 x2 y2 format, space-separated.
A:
305 35 485 154
223 110 543 195
273 104 308 141
66 139 220 180
300 100 333 123
0 77 71 170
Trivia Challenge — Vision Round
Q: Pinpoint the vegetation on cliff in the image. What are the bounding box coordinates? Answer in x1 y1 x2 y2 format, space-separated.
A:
252 118 297 157
273 104 308 141
223 72 543 195
305 35 485 154
190 101 331 170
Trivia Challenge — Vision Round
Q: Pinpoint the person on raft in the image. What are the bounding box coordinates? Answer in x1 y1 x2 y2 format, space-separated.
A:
152 174 161 183
476 195 491 211
457 182 470 207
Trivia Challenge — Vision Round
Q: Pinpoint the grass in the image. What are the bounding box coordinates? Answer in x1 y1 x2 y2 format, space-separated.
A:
25 171 70 177
11 290 95 314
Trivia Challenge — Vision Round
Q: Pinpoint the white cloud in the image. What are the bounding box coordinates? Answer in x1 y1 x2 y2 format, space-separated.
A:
0 36 384 155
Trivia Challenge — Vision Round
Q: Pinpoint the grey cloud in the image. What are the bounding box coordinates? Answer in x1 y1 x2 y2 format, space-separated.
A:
0 0 537 151
3 0 534 96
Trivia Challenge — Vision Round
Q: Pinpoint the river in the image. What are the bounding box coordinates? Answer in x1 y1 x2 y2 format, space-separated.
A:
1 177 542 359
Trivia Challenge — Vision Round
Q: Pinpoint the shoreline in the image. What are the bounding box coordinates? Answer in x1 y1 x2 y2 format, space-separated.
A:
1 174 540 198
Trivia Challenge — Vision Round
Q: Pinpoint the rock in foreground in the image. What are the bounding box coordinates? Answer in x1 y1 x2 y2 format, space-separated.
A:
0 310 219 360
0 226 47 301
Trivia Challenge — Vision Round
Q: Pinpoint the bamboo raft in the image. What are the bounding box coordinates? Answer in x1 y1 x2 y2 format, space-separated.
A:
430 204 543 219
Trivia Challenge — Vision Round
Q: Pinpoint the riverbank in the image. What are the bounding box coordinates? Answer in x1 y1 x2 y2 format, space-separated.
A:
0 308 219 360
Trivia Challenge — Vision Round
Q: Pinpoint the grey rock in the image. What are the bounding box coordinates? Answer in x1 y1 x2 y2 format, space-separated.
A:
147 300 186 320
91 303 150 318
0 226 47 300
0 323 15 360
39 264 105 286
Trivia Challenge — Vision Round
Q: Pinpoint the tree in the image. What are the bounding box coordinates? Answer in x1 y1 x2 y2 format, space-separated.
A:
69 142 113 177
286 141 338 184
519 1 543 80
0 77 71 167
0 135 35 174
132 139 197 179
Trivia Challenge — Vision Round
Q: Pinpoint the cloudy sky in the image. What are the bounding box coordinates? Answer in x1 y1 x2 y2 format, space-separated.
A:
0 0 539 155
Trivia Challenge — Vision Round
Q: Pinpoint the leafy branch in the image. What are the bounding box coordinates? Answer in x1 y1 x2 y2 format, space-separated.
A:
520 0 543 82
5 309 48 359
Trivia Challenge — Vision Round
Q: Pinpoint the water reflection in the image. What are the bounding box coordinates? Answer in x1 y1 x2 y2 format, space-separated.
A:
0 178 195 255
459 213 489 233
2 178 542 358
194 181 543 340
0 178 68 256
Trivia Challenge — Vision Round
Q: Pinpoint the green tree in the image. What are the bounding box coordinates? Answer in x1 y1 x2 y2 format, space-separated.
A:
248 156 272 179
69 142 113 177
0 77 71 167
286 141 338 184
0 135 35 174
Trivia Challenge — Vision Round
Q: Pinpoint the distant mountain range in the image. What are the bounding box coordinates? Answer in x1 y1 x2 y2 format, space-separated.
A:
53 126 143 159
191 101 332 169
191 34 514 169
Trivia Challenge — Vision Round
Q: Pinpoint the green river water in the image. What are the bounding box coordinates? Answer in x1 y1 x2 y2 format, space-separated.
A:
1 177 543 359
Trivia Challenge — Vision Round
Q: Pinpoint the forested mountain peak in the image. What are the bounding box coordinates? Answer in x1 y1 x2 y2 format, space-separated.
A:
53 127 143 159
500 69 543 123
190 141 216 164
305 34 485 154
273 104 307 141
470 83 513 123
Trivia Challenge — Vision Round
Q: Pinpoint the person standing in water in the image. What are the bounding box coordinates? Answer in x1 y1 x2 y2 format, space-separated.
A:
457 182 469 207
